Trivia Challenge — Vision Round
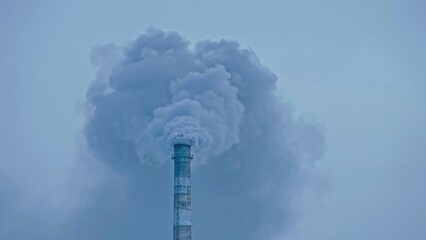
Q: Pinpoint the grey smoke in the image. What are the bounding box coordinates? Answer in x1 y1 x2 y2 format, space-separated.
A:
140 64 244 166
82 28 324 240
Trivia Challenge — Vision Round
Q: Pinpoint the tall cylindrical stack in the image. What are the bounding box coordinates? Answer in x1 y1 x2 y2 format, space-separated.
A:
172 144 192 240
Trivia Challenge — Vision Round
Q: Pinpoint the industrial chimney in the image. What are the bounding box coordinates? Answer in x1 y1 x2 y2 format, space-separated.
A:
172 143 193 240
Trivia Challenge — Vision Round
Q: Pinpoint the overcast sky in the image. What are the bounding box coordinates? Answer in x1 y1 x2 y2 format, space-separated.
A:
1 0 425 239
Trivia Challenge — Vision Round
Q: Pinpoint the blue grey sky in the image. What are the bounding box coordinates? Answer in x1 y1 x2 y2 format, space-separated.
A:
1 0 425 239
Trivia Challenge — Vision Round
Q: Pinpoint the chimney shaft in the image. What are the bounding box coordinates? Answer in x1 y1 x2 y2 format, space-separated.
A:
172 144 193 240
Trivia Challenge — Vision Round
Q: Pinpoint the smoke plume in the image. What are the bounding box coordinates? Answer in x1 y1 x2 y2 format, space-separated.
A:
141 64 244 165
82 28 324 239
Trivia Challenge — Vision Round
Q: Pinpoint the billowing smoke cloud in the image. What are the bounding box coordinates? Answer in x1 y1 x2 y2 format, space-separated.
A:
82 28 324 240
140 64 244 165
86 30 244 167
